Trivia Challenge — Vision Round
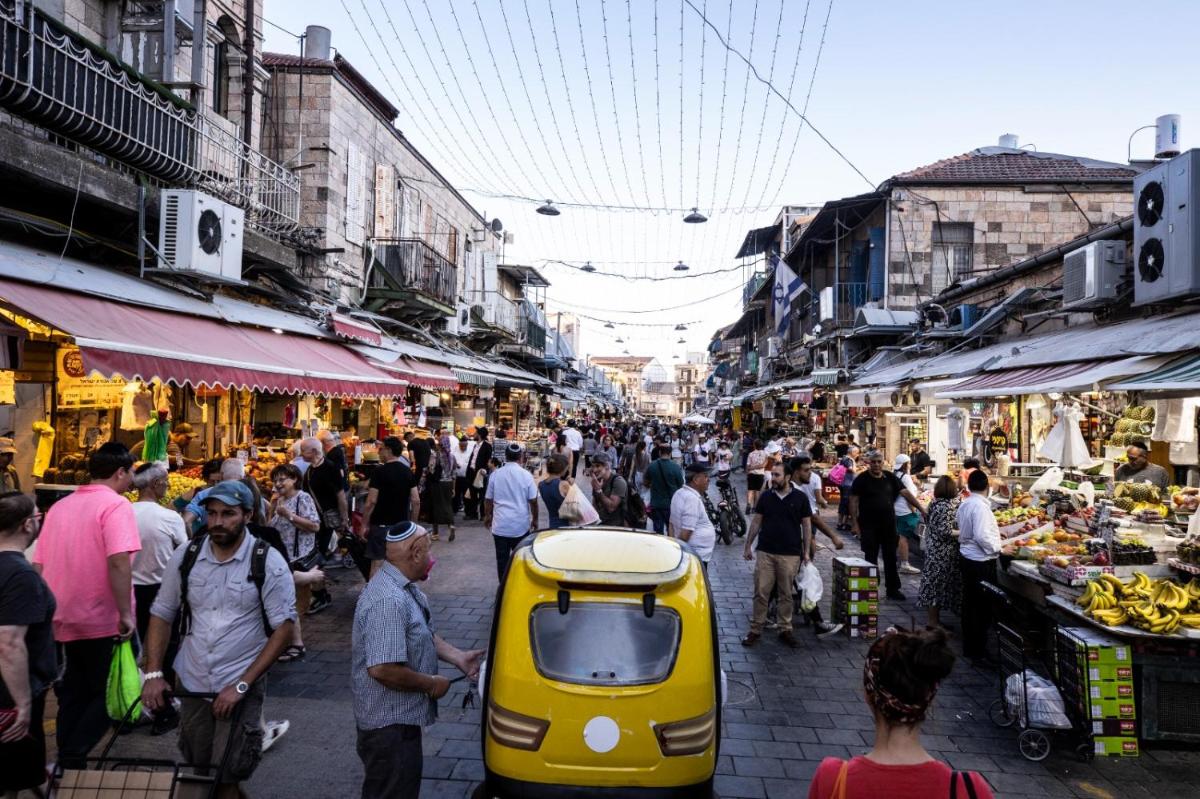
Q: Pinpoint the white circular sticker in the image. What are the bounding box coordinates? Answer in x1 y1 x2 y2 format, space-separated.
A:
582 716 620 753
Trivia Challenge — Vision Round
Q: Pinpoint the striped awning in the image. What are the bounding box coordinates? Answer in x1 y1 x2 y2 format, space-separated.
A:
811 368 842 386
1107 353 1200 393
938 356 1167 400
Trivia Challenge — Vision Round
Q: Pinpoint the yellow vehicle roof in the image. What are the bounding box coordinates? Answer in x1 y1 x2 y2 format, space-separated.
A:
528 527 689 584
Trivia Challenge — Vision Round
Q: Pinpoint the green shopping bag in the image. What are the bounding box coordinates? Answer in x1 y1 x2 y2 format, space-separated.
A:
104 640 143 722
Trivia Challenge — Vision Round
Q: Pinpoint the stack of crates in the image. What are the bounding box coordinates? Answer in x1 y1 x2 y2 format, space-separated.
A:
831 556 879 639
1056 626 1138 757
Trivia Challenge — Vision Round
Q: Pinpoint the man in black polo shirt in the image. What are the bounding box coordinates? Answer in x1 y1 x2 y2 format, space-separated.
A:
850 449 926 601
741 463 828 648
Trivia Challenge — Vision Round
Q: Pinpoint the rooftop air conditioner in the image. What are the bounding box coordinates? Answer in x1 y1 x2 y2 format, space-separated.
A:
158 190 243 280
444 303 472 337
1061 240 1125 309
1134 149 1200 306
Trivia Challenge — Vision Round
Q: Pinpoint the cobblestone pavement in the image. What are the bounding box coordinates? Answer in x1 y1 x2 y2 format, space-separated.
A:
90 472 1200 799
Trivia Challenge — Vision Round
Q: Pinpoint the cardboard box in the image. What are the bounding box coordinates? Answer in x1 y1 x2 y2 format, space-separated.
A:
845 615 878 628
833 557 879 578
1062 627 1132 665
1093 736 1140 757
843 601 879 616
839 577 879 591
1089 698 1137 720
1038 562 1116 586
1088 665 1134 683
846 625 878 639
842 591 879 602
1089 681 1136 701
1091 718 1137 737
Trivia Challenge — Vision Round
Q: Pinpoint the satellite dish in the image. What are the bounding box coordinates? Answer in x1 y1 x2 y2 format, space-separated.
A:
490 218 504 233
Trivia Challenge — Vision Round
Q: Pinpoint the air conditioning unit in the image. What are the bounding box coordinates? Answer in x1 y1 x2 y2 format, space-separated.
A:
158 190 244 280
1134 149 1200 306
764 336 781 359
819 287 834 322
444 303 472 337
1062 240 1125 309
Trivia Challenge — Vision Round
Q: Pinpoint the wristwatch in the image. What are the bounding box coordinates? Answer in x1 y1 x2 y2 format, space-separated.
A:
235 680 250 695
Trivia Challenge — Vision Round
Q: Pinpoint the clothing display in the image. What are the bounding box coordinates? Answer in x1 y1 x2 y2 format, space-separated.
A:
1037 402 1094 468
945 407 968 452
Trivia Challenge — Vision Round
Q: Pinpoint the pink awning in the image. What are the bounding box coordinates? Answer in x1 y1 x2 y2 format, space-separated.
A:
330 313 382 346
370 355 458 390
0 278 407 397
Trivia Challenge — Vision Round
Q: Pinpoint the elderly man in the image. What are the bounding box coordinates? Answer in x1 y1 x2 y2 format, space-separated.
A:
301 437 347 614
142 481 296 798
1115 441 1170 491
0 437 18 492
316 429 350 490
589 452 629 527
351 521 483 799
850 449 926 602
484 444 539 579
669 462 717 569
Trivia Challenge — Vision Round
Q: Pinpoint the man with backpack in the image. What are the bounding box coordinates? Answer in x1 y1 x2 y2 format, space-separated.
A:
644 444 684 534
589 453 631 527
142 481 297 795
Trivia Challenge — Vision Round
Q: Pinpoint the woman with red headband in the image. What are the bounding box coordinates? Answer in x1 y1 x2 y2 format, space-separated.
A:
808 628 995 799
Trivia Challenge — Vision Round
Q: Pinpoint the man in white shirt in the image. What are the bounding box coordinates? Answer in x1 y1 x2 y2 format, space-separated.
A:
789 456 844 550
484 444 539 579
956 470 1003 662
451 435 475 515
668 463 717 569
562 422 584 477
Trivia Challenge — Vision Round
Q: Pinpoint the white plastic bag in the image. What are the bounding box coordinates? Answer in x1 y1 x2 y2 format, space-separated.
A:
1004 671 1072 730
795 562 823 612
1029 466 1065 496
560 483 600 526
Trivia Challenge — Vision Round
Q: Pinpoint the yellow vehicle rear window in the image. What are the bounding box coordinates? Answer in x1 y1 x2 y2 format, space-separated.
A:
529 603 681 686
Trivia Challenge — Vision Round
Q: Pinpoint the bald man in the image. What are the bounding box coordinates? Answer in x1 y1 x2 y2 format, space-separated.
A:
351 522 484 799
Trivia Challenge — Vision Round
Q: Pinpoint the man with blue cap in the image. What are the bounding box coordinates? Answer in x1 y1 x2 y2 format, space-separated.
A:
351 520 484 799
141 480 297 796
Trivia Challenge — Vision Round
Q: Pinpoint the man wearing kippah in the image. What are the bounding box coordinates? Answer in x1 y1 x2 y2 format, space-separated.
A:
351 521 484 799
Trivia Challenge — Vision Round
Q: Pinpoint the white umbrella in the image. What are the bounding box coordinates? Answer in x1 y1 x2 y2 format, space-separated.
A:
683 413 716 425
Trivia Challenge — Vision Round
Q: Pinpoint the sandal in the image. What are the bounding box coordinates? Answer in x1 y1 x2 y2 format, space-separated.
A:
277 645 306 663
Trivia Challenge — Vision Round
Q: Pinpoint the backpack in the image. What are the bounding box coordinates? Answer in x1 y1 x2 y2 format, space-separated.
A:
178 533 274 638
626 489 648 528
828 463 848 485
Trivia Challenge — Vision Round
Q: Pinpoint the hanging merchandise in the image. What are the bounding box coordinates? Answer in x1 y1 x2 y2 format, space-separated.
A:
32 420 54 477
141 410 171 462
283 402 296 429
417 404 427 428
1038 402 1095 469
392 400 406 427
120 383 142 430
945 407 968 452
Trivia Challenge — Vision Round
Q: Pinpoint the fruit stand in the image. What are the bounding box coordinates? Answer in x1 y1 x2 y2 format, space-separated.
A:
992 484 1200 746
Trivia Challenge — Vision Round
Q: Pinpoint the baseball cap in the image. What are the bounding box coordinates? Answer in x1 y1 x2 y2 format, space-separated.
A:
202 480 255 511
893 454 911 470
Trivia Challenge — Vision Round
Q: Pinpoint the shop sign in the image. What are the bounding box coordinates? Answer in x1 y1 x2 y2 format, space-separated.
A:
0 370 13 405
56 347 124 409
988 425 1012 452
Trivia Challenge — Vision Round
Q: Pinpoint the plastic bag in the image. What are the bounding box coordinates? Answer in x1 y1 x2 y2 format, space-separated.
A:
560 483 600 526
105 640 143 722
1003 671 1072 730
795 562 823 612
1028 466 1064 496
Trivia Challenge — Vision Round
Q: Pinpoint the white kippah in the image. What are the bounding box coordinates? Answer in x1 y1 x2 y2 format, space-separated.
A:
385 521 419 543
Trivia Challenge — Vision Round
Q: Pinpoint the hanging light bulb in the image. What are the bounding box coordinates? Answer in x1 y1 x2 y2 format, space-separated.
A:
683 207 707 224
675 323 688 331
673 261 689 272
536 200 560 216
580 261 596 272
676 338 686 344
615 337 625 343
622 349 630 355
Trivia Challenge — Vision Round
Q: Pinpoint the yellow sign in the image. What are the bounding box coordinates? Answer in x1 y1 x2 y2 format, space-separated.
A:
0 371 13 405
56 347 125 409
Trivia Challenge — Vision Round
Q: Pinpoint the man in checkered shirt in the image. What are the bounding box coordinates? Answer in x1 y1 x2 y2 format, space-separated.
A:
351 521 484 799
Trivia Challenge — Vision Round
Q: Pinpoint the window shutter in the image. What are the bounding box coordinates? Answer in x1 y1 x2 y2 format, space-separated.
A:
374 164 395 239
344 143 366 245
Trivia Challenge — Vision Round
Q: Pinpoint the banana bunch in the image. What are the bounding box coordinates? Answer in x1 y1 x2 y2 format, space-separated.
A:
1078 574 1200 634
1124 601 1183 634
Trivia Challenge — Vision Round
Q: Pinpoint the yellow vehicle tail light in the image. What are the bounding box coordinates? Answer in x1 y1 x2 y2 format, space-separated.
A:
487 699 550 751
653 708 716 756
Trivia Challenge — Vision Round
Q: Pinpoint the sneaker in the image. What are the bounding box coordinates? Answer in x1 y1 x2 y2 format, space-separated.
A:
815 622 844 638
262 719 290 753
306 593 333 616
900 563 922 575
886 590 907 601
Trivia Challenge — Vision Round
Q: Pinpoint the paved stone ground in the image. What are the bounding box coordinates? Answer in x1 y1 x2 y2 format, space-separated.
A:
88 472 1200 799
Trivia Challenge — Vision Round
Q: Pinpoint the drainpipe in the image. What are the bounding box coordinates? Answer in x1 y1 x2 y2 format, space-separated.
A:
242 0 256 146
882 194 891 310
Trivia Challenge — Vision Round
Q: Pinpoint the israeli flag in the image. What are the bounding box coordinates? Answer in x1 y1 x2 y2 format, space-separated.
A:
771 255 807 338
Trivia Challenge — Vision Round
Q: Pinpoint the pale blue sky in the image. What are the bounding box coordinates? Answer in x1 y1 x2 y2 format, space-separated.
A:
263 0 1200 365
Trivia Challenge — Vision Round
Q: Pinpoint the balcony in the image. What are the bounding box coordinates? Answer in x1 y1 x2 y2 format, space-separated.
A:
498 299 547 361
819 282 869 329
469 291 519 341
365 238 457 320
0 1 299 234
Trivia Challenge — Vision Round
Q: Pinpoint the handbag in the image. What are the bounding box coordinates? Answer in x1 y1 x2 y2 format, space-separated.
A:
104 640 142 722
473 469 486 489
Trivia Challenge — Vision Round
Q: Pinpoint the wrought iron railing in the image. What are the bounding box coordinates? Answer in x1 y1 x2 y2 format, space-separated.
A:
473 291 519 334
518 299 547 352
823 282 869 327
0 1 299 233
369 238 456 306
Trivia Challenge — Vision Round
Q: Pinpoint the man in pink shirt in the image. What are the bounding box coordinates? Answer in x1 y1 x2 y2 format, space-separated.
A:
34 442 139 767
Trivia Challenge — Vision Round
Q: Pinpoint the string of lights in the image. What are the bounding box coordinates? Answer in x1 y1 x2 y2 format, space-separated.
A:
652 0 668 209
364 0 500 193
738 0 787 211
753 0 812 210
706 0 735 214
456 186 778 214
598 0 638 209
572 0 626 206
721 0 760 212
545 281 743 315
683 0 872 188
764 0 836 203
692 0 708 206
542 258 747 281
624 0 654 211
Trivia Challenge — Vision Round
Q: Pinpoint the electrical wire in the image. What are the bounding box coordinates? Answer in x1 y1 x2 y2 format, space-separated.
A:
682 0 872 189
545 281 743 314
455 185 777 214
542 259 748 282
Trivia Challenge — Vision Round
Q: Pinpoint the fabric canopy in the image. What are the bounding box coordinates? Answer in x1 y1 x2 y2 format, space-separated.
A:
351 344 461 389
330 314 382 346
0 278 406 397
936 356 1166 400
1106 354 1200 394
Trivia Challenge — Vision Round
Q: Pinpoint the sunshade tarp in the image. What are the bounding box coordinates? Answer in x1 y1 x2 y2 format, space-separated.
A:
936 356 1166 400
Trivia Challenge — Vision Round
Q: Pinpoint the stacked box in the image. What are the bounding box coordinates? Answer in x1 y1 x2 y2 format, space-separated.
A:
1056 626 1138 757
832 557 879 639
